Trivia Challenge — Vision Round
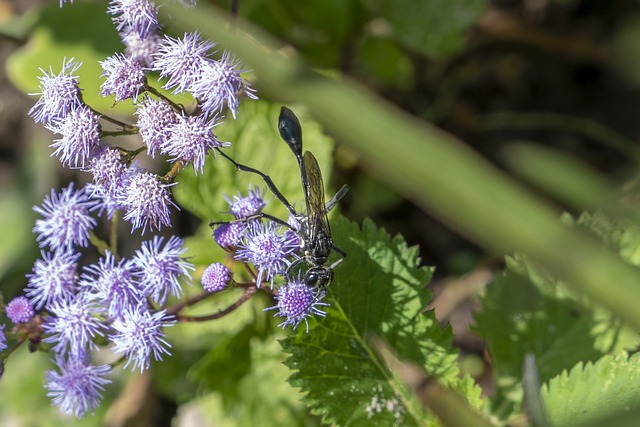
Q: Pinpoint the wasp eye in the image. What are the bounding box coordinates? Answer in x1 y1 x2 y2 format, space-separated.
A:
305 271 320 288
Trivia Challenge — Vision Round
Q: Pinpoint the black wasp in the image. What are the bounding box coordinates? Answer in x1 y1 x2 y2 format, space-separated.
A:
214 106 348 290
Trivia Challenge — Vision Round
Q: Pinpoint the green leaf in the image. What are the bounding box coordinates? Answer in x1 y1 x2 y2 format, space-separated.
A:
361 0 488 58
281 217 483 426
542 352 640 427
173 99 335 222
474 210 640 418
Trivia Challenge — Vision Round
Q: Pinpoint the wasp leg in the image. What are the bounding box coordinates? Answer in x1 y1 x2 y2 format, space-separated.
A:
216 148 298 218
325 184 349 213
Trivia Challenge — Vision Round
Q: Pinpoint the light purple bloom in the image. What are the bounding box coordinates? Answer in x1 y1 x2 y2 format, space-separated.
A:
45 353 111 417
224 186 265 219
266 278 328 332
26 250 79 310
0 325 7 352
153 32 215 94
135 96 180 156
108 0 159 40
109 304 175 373
33 184 97 252
190 51 257 118
100 53 147 101
121 30 162 67
120 171 177 233
46 104 102 168
42 296 104 356
86 146 127 192
133 236 194 305
201 263 232 293
235 221 298 286
213 222 246 249
5 296 35 324
28 58 83 124
162 113 226 174
80 252 143 319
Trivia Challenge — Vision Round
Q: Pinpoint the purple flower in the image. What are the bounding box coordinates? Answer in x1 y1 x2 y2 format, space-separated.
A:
25 250 79 310
135 96 180 156
100 53 147 101
121 30 162 67
45 353 111 417
46 104 102 168
108 0 159 40
28 58 83 124
162 113 226 174
80 252 143 319
235 221 298 286
43 296 104 356
120 171 177 233
133 236 194 305
224 186 265 219
86 146 128 191
33 183 97 252
213 222 246 249
190 51 257 118
153 32 215 94
201 263 232 292
0 325 7 352
109 304 175 373
265 278 328 332
5 296 34 324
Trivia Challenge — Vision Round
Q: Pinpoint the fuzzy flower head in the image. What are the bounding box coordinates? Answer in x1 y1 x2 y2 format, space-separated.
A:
45 353 111 417
46 104 102 168
225 186 265 219
108 0 159 40
42 297 104 356
135 96 180 157
133 236 194 305
109 304 175 373
28 58 83 124
100 53 147 101
153 32 215 94
33 183 97 252
190 51 257 118
120 171 177 233
121 30 162 67
5 296 35 324
235 220 298 286
86 146 128 192
26 250 80 310
80 252 143 319
162 113 226 174
266 278 328 332
213 222 246 250
201 263 232 293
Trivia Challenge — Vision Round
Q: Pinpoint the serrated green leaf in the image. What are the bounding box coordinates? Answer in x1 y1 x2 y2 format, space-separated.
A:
361 0 487 59
542 352 640 427
173 99 335 221
281 217 482 426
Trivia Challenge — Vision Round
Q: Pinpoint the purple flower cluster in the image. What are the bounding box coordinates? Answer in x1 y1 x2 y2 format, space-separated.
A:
212 186 329 330
22 228 192 415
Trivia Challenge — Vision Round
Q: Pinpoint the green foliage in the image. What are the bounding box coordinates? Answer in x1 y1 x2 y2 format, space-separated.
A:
475 211 640 419
360 0 488 58
543 352 640 427
282 217 484 426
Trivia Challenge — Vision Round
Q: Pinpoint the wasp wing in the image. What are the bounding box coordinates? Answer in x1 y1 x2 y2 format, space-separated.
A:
301 151 331 242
